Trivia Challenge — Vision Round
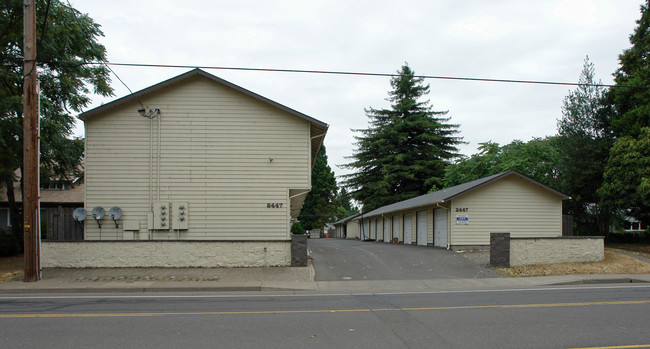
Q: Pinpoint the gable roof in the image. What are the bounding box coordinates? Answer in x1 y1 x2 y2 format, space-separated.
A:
333 213 361 225
0 169 84 204
358 170 569 218
78 68 329 165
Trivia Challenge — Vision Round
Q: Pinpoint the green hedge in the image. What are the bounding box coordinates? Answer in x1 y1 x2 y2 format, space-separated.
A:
291 222 305 235
605 231 650 243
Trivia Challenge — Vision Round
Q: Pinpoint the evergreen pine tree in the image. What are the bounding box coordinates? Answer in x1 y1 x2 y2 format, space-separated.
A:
608 0 650 138
343 64 463 211
336 187 358 217
298 145 342 230
555 57 613 235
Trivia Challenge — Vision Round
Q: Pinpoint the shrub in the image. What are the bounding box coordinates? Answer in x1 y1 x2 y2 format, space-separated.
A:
605 231 650 244
291 222 305 235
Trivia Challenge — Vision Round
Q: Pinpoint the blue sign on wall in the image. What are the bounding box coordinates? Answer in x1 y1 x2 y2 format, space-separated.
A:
456 214 469 225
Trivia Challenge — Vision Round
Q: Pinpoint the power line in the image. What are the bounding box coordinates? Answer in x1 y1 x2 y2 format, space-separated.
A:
103 63 134 95
25 59 650 89
82 61 641 89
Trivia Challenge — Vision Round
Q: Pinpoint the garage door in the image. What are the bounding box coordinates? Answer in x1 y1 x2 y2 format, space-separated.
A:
383 218 390 242
392 215 399 240
369 220 374 240
375 220 380 241
434 208 448 247
416 211 427 246
404 213 412 244
362 221 369 240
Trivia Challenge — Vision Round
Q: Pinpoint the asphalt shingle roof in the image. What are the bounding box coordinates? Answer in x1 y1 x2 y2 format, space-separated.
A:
333 213 361 225
356 170 568 219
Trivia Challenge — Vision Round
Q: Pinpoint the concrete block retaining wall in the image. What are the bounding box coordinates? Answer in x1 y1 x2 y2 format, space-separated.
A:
510 237 604 266
490 233 604 267
42 241 291 268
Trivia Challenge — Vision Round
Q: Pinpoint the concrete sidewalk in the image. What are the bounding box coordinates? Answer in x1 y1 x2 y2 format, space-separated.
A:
1 265 649 294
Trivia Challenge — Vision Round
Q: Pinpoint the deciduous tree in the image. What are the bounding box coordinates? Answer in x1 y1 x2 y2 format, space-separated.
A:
599 127 650 225
443 138 559 189
0 0 112 245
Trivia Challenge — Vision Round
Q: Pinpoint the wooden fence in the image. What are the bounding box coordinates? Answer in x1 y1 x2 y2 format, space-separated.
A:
42 206 84 241
562 215 574 236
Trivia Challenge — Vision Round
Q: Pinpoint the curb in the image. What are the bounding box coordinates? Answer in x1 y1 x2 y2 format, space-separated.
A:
0 285 317 294
550 277 649 286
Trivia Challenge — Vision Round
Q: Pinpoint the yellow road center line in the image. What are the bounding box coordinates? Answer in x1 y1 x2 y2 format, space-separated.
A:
1 299 649 319
570 345 650 349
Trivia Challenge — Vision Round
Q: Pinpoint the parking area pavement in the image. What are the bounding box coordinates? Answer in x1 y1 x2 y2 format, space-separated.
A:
308 238 501 281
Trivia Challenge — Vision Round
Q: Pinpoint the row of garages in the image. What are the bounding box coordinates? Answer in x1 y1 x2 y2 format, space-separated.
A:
338 209 446 246
334 171 569 249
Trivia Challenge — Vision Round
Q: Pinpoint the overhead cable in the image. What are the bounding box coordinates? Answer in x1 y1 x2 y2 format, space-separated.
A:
26 59 650 89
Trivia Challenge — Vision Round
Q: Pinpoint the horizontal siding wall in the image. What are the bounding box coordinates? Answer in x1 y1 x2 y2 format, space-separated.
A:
85 76 310 241
347 221 360 239
450 176 563 246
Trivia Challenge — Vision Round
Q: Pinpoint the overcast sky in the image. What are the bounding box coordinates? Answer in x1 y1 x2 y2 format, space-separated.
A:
71 0 644 180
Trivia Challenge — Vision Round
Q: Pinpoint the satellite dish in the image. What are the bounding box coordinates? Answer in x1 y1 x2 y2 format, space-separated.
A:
73 208 87 222
92 206 105 219
109 206 122 228
91 206 105 228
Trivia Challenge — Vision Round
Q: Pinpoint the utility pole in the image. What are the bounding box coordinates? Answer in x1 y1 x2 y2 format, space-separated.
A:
23 0 40 282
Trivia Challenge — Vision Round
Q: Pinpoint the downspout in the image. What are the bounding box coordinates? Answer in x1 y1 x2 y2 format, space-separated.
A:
37 80 41 276
157 112 162 202
149 114 153 239
140 106 160 240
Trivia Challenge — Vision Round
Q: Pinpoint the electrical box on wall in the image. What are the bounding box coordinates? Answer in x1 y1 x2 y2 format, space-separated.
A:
152 201 170 230
172 202 189 230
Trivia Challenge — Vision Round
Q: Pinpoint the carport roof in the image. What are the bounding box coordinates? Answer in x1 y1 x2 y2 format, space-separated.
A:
357 170 569 218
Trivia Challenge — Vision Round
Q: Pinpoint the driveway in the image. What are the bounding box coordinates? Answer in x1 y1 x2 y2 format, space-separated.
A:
308 239 500 281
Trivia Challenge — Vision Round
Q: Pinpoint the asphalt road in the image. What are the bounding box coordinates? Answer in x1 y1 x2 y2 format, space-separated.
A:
1 285 649 348
309 238 499 281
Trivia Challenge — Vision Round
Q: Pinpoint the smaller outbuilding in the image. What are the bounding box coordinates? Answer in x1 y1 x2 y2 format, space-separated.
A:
350 170 569 249
333 213 361 239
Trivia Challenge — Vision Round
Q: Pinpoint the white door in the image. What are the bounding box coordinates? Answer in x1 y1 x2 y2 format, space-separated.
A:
383 218 390 242
416 211 427 246
369 220 374 240
434 208 448 247
404 214 412 244
363 221 369 240
375 220 381 241
392 216 399 240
